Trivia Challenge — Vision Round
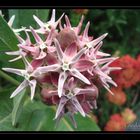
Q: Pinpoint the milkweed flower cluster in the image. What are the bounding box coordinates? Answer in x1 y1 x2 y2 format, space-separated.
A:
2 9 121 127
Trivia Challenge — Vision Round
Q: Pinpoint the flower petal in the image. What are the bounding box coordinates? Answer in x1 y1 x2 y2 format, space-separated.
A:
9 55 22 62
71 47 86 64
33 15 45 28
35 50 46 60
64 42 77 58
46 53 58 65
97 51 111 57
103 84 114 95
32 64 60 77
50 72 59 87
31 59 44 70
50 9 55 23
97 57 117 65
67 77 75 90
72 59 93 72
29 79 37 100
68 113 77 128
58 72 68 97
65 15 71 28
87 33 108 48
75 15 84 35
72 96 86 117
22 56 33 71
82 21 90 40
30 26 43 43
8 15 15 27
54 38 64 61
90 41 103 57
54 96 68 119
2 68 25 77
70 68 91 85
73 87 95 95
19 45 39 54
5 51 20 56
10 80 28 98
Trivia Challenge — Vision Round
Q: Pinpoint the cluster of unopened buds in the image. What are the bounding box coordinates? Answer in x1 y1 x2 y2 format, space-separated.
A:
2 9 121 128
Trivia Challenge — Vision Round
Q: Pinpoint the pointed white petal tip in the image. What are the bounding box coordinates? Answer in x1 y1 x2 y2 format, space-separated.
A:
104 33 108 37
2 68 7 71
10 94 14 98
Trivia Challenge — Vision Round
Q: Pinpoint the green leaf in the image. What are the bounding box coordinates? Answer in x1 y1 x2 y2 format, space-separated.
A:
0 16 18 51
73 114 101 131
12 89 26 126
8 9 50 29
0 16 23 68
0 88 21 131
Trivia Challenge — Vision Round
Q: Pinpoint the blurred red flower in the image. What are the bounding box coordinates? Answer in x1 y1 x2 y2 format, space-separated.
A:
106 87 126 106
121 108 137 125
110 55 140 88
104 114 127 131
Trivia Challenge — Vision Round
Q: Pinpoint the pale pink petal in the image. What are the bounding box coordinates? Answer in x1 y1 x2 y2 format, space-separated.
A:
54 38 64 60
30 26 43 43
67 77 75 90
97 51 110 57
73 87 95 95
91 41 103 56
33 64 60 77
70 68 91 85
103 84 114 95
47 46 56 53
107 79 117 87
41 88 58 98
33 15 45 28
2 68 25 77
72 97 85 117
10 80 28 98
95 68 111 80
82 21 90 40
55 111 65 128
19 45 39 54
9 55 22 62
68 113 77 128
53 13 64 29
6 51 20 55
101 57 119 70
50 9 55 23
59 21 63 31
72 59 93 72
29 79 37 100
74 15 84 35
64 42 77 58
25 31 31 45
35 50 46 60
22 56 33 71
109 67 122 71
8 15 15 27
58 72 68 97
71 47 86 64
87 33 108 48
65 15 71 28
54 96 68 119
97 57 117 65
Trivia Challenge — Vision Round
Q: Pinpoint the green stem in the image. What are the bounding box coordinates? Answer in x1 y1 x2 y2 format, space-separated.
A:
0 70 19 86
